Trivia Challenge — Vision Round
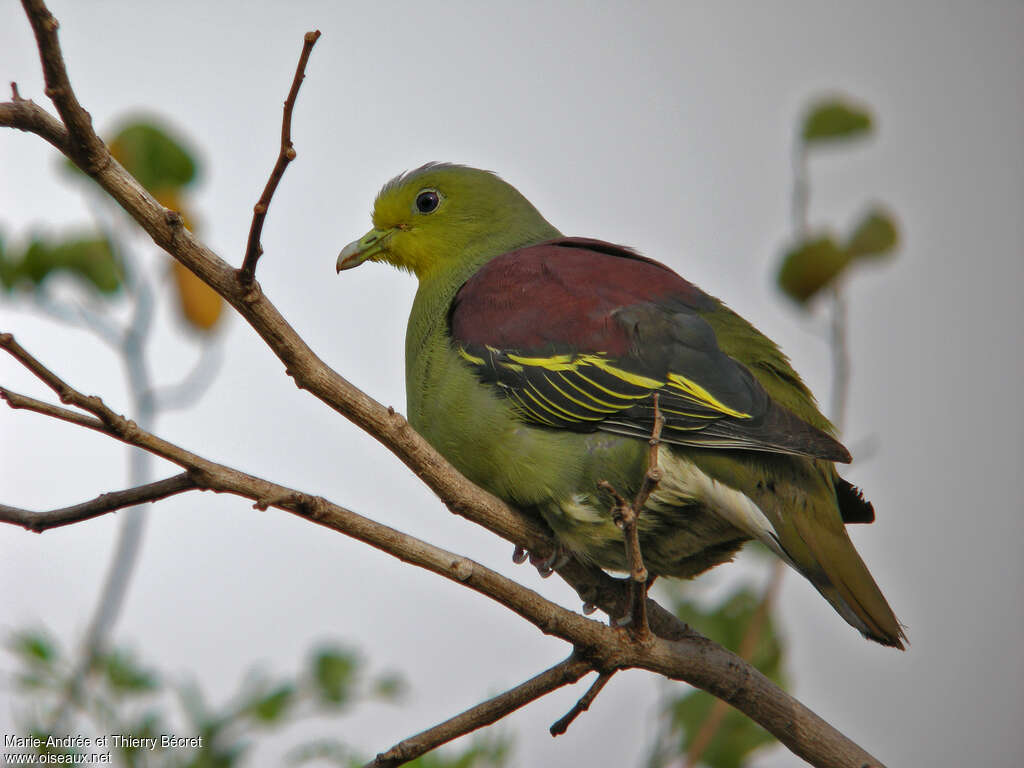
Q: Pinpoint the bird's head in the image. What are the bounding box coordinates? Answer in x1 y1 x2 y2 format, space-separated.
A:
337 163 558 281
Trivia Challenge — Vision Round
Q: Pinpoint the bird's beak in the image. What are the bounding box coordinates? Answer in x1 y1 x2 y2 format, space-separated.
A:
336 228 394 272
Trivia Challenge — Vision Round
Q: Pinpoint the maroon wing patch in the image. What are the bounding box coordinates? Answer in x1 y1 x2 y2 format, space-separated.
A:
447 238 850 462
450 238 715 356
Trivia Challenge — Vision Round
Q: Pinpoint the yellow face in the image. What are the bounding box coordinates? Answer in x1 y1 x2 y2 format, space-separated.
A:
337 163 555 281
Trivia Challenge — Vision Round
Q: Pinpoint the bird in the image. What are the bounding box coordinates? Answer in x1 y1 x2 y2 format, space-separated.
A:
336 163 904 648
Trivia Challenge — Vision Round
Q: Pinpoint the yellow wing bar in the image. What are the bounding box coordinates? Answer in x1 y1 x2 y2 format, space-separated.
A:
459 345 751 426
666 373 752 420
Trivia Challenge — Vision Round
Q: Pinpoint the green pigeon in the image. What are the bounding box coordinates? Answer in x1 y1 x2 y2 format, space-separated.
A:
337 163 904 648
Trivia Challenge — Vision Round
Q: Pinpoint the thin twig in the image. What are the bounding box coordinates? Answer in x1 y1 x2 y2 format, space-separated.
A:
0 86 69 152
367 654 591 768
0 387 104 432
600 393 665 636
792 140 809 237
0 474 195 532
20 0 107 172
829 283 850 434
238 30 321 283
549 669 616 736
635 392 665 516
0 332 124 430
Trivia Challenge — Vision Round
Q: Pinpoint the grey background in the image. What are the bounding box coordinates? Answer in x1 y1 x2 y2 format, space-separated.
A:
2 2 1022 766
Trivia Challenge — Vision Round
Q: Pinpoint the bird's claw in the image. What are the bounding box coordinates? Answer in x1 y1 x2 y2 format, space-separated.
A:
510 544 571 577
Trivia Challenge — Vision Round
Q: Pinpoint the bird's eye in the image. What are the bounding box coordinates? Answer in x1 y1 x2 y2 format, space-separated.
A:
415 189 440 214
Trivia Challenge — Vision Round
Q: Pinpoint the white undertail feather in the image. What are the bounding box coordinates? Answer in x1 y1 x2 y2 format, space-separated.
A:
652 448 795 567
653 449 879 640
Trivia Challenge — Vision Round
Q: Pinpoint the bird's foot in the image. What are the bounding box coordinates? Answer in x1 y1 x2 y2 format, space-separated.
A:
510 544 570 578
611 574 657 638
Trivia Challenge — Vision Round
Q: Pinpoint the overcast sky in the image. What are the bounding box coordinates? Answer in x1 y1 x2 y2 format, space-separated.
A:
2 2 1022 767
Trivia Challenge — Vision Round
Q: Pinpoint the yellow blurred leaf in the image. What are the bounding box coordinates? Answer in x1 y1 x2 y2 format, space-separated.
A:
171 260 223 331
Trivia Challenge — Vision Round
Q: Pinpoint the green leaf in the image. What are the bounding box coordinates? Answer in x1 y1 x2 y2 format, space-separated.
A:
57 237 122 293
247 683 295 723
101 648 159 694
670 690 775 768
802 98 873 143
0 235 121 294
846 206 899 259
371 672 406 701
8 630 58 665
108 120 198 194
310 647 359 706
660 587 788 768
777 234 850 304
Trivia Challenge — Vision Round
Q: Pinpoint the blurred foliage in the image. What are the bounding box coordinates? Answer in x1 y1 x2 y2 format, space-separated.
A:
779 97 900 305
37 117 223 332
104 119 224 333
171 260 224 331
801 97 872 143
846 206 899 260
0 232 121 294
777 234 849 304
648 585 786 768
107 122 198 195
5 627 502 768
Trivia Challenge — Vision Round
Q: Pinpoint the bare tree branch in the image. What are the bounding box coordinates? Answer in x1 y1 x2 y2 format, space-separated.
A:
0 335 606 648
0 4 892 766
1 80 69 152
239 30 321 283
367 654 591 768
1 386 104 432
20 0 107 171
549 668 616 737
0 474 195 532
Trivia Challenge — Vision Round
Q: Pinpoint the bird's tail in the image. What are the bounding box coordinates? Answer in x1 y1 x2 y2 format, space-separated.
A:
785 508 906 648
681 451 905 647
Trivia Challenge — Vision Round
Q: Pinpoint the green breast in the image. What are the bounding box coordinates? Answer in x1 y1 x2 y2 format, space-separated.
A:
407 315 588 507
